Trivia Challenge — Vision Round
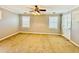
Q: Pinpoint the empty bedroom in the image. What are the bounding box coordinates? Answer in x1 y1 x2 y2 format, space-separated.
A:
0 5 79 53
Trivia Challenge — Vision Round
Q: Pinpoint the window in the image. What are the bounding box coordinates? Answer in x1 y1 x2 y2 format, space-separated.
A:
49 16 58 29
22 16 30 28
0 10 2 20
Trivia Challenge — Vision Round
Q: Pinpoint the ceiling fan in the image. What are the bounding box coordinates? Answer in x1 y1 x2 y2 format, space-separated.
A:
24 5 46 14
24 5 46 15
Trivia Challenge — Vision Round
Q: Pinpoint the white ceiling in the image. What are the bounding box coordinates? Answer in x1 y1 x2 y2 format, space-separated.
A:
0 5 79 14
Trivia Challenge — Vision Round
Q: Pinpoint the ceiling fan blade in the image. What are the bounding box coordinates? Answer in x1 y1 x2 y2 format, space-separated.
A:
29 10 33 12
39 9 46 11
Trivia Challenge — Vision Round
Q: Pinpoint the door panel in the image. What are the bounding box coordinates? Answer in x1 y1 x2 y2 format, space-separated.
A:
62 13 71 39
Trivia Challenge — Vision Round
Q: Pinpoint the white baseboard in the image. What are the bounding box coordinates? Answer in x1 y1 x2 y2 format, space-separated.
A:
0 31 61 41
0 31 19 41
19 31 61 35
69 39 79 47
62 35 79 47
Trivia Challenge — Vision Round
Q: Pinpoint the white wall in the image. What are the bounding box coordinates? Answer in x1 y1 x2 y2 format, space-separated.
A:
30 15 49 33
71 8 79 44
20 15 61 34
0 8 19 39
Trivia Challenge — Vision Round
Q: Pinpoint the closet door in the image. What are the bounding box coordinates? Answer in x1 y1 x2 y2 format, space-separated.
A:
62 13 71 40
62 14 68 37
67 13 71 39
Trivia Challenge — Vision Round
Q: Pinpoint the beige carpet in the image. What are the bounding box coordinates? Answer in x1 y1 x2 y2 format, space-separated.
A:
0 33 79 53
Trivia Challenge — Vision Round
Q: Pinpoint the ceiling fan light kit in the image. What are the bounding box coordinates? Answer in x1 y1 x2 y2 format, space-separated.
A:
25 5 46 15
32 11 40 15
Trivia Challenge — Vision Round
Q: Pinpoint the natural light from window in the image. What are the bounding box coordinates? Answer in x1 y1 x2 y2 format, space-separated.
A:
49 16 58 29
22 16 30 28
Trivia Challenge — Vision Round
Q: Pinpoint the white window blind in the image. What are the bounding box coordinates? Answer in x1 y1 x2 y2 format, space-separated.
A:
49 16 58 29
22 16 30 28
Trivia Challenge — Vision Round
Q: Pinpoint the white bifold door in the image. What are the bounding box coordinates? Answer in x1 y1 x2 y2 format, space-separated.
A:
62 13 71 40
